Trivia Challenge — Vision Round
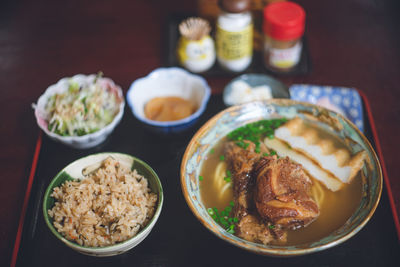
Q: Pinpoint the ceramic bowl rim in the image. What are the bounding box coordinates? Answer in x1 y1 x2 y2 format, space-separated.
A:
126 67 211 127
34 74 125 147
223 73 290 106
180 99 382 256
43 152 164 253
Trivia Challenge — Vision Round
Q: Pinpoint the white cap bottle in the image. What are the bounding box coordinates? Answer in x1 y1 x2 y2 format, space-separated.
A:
216 0 253 72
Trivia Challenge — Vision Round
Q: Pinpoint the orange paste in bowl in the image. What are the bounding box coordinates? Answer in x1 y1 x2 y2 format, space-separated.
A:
144 96 196 121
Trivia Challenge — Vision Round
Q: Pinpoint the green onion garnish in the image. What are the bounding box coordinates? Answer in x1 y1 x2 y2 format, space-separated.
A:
208 204 238 235
227 119 287 150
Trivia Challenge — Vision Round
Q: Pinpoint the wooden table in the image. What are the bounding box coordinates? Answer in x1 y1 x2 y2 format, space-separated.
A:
1 0 399 266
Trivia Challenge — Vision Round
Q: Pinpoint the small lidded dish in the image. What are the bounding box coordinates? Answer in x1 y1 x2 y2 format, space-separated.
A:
177 17 216 73
33 73 125 149
127 67 211 134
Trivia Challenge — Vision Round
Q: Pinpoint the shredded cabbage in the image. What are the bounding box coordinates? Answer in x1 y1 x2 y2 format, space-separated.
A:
45 75 120 136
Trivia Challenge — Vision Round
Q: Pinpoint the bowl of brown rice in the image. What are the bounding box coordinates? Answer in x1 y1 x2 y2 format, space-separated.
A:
43 152 163 256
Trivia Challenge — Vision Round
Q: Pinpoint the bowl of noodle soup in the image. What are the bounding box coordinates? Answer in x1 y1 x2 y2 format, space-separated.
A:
180 99 382 256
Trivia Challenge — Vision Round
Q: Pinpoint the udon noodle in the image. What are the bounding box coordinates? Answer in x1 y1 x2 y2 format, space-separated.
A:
200 117 363 245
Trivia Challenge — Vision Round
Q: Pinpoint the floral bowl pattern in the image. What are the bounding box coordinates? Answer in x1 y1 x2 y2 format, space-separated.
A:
181 99 382 256
34 74 125 149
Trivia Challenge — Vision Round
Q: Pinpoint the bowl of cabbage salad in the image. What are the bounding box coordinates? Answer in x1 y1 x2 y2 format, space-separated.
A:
34 73 125 149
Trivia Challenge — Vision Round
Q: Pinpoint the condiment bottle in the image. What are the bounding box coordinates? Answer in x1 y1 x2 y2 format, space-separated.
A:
177 17 216 73
263 1 305 72
216 0 253 72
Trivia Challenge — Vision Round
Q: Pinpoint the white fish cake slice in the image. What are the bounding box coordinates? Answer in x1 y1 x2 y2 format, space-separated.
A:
275 117 365 184
264 137 344 192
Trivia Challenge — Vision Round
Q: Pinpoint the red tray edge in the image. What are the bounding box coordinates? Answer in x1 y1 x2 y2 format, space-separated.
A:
10 132 42 267
357 89 400 241
10 92 400 266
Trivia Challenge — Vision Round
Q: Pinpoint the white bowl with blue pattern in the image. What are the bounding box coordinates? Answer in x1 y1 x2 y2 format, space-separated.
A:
127 68 211 134
181 99 381 256
34 74 125 149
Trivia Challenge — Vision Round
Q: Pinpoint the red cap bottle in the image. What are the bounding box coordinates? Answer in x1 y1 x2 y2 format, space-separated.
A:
263 1 306 71
264 1 305 41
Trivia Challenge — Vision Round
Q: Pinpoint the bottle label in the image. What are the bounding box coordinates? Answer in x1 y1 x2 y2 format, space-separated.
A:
268 42 302 68
177 36 214 62
216 23 253 61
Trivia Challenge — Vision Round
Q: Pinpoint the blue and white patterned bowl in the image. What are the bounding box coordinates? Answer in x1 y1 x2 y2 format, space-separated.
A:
181 99 382 256
289 84 364 132
127 67 211 134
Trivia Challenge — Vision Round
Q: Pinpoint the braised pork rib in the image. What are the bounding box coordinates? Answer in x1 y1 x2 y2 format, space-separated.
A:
224 141 319 244
254 157 320 230
224 141 286 244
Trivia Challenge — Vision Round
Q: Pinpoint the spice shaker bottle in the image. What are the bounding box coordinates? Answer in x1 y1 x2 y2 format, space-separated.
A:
216 0 253 72
177 17 216 73
263 1 305 72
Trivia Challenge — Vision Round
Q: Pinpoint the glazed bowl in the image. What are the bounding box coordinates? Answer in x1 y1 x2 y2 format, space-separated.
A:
223 73 290 106
180 99 382 256
34 74 125 149
126 67 211 134
43 152 163 257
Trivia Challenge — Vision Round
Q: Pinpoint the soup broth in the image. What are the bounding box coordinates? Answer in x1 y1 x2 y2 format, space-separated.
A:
200 125 363 246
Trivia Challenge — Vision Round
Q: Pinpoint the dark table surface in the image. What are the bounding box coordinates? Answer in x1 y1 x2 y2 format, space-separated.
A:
1 0 400 266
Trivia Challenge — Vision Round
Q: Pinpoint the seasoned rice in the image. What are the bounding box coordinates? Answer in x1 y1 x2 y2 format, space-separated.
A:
48 157 158 247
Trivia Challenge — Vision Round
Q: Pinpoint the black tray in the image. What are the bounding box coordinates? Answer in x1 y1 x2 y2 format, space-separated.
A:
14 94 399 267
163 14 311 77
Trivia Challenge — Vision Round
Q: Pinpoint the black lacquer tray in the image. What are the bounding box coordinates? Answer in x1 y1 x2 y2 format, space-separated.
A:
13 94 399 267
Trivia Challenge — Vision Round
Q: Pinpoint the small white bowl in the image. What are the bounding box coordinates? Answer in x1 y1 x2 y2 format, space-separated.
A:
34 74 125 149
223 73 290 106
126 67 211 134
